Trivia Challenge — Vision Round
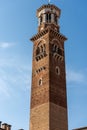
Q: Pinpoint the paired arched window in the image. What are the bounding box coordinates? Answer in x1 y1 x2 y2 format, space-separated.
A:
39 13 58 25
52 44 63 56
36 43 47 61
36 44 46 55
46 13 51 23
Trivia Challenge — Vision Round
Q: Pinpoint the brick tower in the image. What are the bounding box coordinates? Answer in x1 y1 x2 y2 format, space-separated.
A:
30 4 68 130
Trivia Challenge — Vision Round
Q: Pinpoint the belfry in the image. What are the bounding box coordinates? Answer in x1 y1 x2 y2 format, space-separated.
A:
30 3 68 130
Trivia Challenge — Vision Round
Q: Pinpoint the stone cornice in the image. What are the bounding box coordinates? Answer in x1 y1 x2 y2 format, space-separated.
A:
30 29 49 41
37 4 60 14
30 28 67 42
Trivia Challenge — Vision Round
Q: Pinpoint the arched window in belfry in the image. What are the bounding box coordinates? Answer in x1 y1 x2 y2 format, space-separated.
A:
49 14 51 23
46 13 51 23
46 14 49 22
40 15 43 24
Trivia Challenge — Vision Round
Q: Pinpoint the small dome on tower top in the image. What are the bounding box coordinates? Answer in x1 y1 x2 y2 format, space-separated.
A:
37 4 61 17
37 4 61 33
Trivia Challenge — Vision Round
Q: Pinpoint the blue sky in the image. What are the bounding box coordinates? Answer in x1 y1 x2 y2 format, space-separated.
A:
0 0 87 130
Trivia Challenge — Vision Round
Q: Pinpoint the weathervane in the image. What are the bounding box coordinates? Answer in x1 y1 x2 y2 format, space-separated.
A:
48 0 50 4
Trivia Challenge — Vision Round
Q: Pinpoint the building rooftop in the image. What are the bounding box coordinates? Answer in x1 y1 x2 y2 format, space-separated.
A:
73 127 87 130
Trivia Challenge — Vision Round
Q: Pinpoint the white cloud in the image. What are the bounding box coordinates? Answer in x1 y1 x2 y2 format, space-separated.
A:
0 42 15 48
0 78 10 97
0 57 32 100
66 69 86 84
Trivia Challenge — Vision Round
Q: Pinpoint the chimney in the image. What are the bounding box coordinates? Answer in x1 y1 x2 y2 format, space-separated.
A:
2 123 7 129
2 123 11 130
6 125 11 130
0 121 2 128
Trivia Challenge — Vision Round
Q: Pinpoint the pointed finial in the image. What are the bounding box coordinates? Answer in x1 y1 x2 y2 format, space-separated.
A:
48 0 50 4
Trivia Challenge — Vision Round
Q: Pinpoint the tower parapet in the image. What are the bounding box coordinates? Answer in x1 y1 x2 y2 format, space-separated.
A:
0 122 11 130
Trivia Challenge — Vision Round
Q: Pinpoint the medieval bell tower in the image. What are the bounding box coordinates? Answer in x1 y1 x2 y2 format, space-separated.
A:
30 4 68 130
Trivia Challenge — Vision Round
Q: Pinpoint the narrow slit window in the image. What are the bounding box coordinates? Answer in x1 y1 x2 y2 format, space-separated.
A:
39 78 42 86
56 66 60 75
